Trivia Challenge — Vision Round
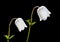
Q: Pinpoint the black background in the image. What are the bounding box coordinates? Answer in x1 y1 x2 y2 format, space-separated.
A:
0 0 57 42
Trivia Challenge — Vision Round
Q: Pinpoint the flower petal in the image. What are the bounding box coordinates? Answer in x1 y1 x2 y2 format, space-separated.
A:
15 18 27 32
37 6 51 21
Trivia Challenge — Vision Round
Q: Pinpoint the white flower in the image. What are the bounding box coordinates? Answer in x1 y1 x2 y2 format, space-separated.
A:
37 6 51 21
15 18 27 32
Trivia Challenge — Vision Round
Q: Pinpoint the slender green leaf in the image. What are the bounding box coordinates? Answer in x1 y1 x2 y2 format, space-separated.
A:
32 21 36 25
26 19 31 25
9 35 15 39
26 19 31 23
4 35 9 39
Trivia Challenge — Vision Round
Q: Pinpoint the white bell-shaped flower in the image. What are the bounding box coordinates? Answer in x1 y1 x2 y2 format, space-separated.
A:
15 18 27 32
37 6 51 21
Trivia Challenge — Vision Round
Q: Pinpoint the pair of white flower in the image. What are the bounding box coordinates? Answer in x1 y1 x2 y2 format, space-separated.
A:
15 6 51 32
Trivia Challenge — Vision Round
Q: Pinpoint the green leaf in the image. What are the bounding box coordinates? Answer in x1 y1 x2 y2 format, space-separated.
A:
26 19 31 25
9 35 15 39
29 22 32 25
26 19 31 23
32 21 36 25
4 35 9 39
26 19 36 26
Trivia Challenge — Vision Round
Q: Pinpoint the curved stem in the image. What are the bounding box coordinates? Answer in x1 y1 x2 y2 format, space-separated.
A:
7 18 17 42
31 6 39 22
26 6 39 42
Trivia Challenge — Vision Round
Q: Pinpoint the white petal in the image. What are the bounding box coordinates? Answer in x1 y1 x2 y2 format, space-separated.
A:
37 6 51 21
15 18 27 32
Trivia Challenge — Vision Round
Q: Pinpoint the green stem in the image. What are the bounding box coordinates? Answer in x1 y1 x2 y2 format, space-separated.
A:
26 6 39 42
7 39 9 42
7 18 17 42
26 25 31 42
